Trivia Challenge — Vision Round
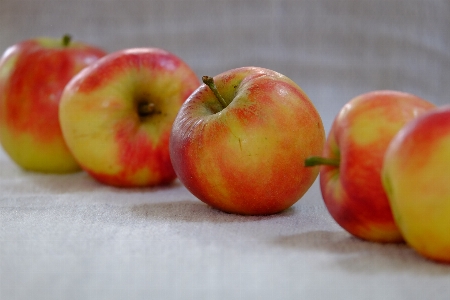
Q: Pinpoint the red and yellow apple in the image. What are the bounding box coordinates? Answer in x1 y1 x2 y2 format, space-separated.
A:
0 35 106 173
305 90 435 242
59 48 200 187
382 105 450 263
169 67 325 215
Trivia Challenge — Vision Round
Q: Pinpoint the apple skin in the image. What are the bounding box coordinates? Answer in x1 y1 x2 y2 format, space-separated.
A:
59 48 200 187
382 105 450 263
316 91 435 243
169 67 325 215
0 36 106 173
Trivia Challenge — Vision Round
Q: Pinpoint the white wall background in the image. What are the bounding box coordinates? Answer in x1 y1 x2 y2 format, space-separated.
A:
1 0 449 130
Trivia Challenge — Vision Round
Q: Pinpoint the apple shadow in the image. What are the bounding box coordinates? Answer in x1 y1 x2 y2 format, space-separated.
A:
0 159 183 195
0 158 102 194
272 230 450 274
129 199 296 224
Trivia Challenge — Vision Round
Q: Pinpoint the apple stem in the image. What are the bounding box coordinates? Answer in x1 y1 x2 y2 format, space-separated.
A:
62 34 72 47
304 156 340 167
202 76 229 109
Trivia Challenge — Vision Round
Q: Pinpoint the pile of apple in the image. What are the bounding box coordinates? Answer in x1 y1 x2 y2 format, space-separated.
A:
0 36 449 263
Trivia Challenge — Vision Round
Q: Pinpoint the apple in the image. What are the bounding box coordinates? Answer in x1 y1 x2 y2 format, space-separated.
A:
0 35 106 173
59 48 200 187
169 67 325 215
305 90 435 243
382 105 450 263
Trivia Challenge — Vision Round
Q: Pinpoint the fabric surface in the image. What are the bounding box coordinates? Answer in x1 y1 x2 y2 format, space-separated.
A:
1 0 450 299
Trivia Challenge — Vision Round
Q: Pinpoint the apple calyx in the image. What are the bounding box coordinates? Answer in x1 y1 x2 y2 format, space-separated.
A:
304 156 340 167
137 100 159 120
202 76 230 109
62 34 72 47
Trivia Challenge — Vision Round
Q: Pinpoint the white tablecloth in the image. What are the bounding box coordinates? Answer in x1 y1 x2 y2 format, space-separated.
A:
2 148 450 300
1 0 450 299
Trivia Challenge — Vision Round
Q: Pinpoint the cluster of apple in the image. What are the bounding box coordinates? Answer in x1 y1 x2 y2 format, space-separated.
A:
0 35 200 182
305 91 450 264
0 36 449 263
0 35 325 212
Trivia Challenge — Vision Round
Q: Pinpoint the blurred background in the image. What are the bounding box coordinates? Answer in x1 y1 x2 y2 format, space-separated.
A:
1 0 449 131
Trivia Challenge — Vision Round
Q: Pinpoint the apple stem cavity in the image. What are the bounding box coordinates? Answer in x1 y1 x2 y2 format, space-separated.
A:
62 34 72 47
304 156 340 167
202 76 229 109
